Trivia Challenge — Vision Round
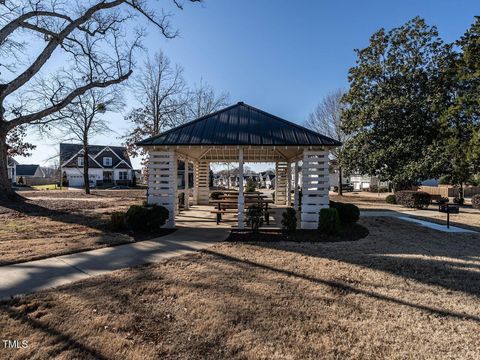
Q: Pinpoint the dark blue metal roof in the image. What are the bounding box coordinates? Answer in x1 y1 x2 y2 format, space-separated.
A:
137 102 342 147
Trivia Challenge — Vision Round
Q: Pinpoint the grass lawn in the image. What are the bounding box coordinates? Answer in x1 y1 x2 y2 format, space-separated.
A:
31 184 65 191
0 190 147 265
1 216 479 359
331 192 480 230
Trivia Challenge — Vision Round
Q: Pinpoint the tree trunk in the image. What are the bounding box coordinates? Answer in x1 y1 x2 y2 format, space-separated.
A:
0 129 16 201
338 166 343 196
83 139 90 195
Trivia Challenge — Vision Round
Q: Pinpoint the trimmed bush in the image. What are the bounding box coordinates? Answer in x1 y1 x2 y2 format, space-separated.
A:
281 207 297 232
453 197 464 205
125 204 169 232
210 191 223 200
246 178 256 192
246 204 264 233
319 208 341 235
110 211 126 230
472 194 480 210
395 191 431 209
385 194 397 204
329 201 360 223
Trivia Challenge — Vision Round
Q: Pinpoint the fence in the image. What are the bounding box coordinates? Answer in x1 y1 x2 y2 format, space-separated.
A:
419 185 480 198
22 177 58 186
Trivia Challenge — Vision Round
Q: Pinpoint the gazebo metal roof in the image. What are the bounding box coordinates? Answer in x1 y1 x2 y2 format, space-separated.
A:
137 102 342 147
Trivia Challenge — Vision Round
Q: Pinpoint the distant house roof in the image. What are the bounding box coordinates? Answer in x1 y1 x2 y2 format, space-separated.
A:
7 157 18 167
60 143 132 167
16 164 41 177
137 102 342 147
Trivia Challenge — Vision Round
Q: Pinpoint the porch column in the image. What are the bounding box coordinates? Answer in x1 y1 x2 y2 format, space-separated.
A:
197 161 210 205
275 161 288 205
300 149 329 229
293 160 300 210
147 149 177 228
238 148 245 229
193 160 198 205
286 162 292 206
184 157 190 210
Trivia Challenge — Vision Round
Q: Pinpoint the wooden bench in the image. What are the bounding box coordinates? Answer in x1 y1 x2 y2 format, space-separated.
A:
210 208 270 225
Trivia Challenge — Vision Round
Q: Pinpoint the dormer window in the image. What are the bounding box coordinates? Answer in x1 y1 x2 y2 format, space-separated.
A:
103 157 112 166
78 157 84 167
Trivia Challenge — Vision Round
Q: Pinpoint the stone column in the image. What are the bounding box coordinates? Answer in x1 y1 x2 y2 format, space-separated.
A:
147 150 177 228
300 150 329 229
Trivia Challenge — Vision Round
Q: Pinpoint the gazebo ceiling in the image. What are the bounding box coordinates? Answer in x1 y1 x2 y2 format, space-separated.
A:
137 102 342 148
173 145 308 162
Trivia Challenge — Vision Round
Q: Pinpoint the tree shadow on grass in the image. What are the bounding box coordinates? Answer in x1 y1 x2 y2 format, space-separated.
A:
234 216 480 299
0 304 109 360
201 248 480 323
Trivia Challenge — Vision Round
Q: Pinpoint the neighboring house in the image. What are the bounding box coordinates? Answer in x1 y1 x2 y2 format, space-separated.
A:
60 143 133 187
264 173 275 189
350 174 389 191
7 157 18 183
16 164 45 183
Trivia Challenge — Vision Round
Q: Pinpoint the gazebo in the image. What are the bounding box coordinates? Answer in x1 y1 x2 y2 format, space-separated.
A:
137 102 341 229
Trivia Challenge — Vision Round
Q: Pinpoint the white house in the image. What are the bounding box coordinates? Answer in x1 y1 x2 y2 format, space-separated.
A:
60 143 133 187
7 157 18 183
350 174 389 191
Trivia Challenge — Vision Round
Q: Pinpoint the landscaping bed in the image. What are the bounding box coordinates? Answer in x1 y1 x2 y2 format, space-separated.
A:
226 223 369 242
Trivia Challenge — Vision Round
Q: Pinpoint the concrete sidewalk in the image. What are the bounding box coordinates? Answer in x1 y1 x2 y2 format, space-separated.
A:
0 227 229 300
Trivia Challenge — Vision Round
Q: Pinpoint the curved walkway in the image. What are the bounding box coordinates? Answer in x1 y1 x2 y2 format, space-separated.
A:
0 227 230 300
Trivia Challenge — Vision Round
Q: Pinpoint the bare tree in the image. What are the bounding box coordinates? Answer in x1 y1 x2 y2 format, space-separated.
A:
0 0 199 200
48 86 124 194
186 79 229 120
124 50 188 158
306 89 350 195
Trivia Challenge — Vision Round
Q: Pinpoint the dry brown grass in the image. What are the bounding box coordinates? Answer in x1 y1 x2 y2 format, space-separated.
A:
331 191 480 231
0 190 146 265
1 217 479 359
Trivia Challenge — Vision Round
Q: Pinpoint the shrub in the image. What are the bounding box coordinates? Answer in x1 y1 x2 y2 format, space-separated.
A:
125 204 169 232
281 207 297 232
210 191 223 200
385 194 397 204
246 178 256 192
246 204 264 233
395 191 431 209
110 211 126 230
319 208 341 235
453 197 464 205
329 201 360 223
438 197 449 205
472 194 480 210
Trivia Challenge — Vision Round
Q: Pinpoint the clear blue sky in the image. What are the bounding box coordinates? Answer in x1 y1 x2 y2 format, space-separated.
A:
26 0 478 169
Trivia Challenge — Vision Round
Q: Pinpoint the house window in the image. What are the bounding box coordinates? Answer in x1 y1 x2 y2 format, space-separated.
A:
119 171 128 180
103 157 112 166
78 157 84 167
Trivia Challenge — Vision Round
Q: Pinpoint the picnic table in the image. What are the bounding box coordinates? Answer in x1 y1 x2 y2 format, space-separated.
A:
209 195 273 225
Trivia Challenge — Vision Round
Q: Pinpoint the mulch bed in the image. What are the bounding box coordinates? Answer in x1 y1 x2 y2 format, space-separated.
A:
226 223 369 242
